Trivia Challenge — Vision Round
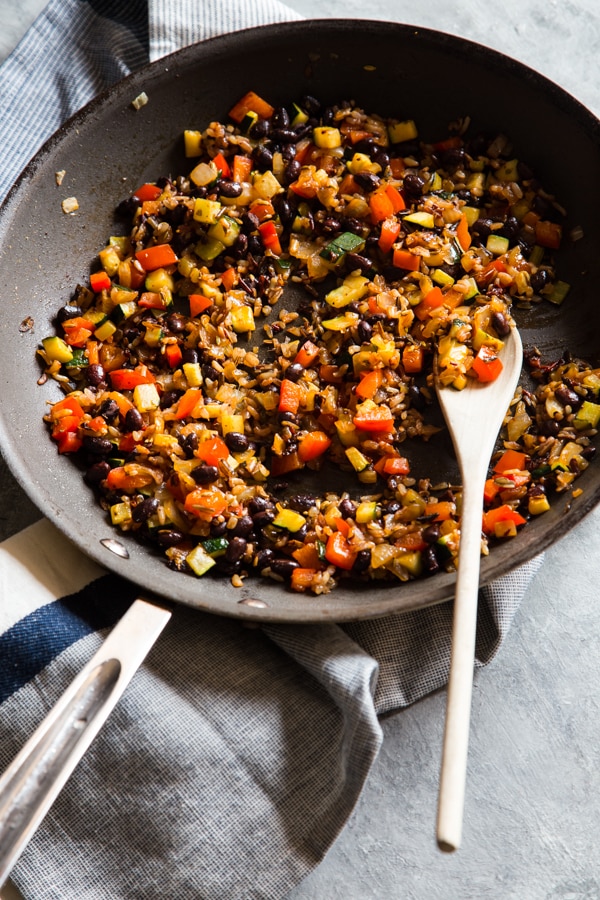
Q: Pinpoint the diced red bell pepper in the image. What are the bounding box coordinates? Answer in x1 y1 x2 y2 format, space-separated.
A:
373 455 410 476
325 531 357 571
298 431 332 462
378 217 401 253
228 90 274 123
109 366 156 390
90 271 112 292
212 151 231 179
353 402 395 433
184 487 229 520
55 431 83 454
471 344 503 383
134 244 178 272
189 293 213 317
493 449 527 473
196 436 229 467
482 504 527 535
164 343 183 369
356 369 383 400
258 220 282 255
278 379 302 414
133 183 162 202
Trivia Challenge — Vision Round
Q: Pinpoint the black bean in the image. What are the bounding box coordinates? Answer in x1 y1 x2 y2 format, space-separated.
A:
82 435 113 456
288 494 316 513
252 145 274 172
471 217 493 243
250 118 270 138
275 198 295 225
345 252 372 273
132 497 159 523
339 498 357 519
56 305 83 324
354 171 380 192
225 536 247 563
555 384 581 409
491 311 511 337
87 364 106 387
231 515 254 538
285 363 304 382
270 128 301 144
345 217 366 236
160 389 181 410
232 233 249 259
210 519 228 537
530 269 550 293
255 548 275 571
156 529 184 548
422 523 441 543
269 558 299 579
182 348 199 364
179 432 199 458
99 399 119 422
219 180 243 199
352 549 372 573
441 147 466 169
540 418 561 437
357 320 373 343
248 234 263 255
248 496 270 515
498 215 519 242
301 95 321 116
166 313 187 333
283 158 301 184
252 509 276 530
124 408 143 432
224 431 249 453
373 151 390 170
581 446 597 461
272 106 290 129
422 546 441 576
402 172 426 199
193 465 218 484
84 461 110 485
384 501 402 515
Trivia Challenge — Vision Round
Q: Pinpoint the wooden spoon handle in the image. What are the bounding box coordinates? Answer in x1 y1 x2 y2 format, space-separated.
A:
436 470 486 852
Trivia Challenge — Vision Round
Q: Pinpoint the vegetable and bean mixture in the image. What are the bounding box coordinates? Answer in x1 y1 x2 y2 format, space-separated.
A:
40 90 600 595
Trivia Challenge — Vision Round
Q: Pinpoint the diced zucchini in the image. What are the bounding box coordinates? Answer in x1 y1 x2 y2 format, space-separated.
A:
345 446 370 472
230 305 255 333
462 206 480 227
145 268 174 293
143 322 163 347
472 328 504 352
196 237 225 261
320 231 366 263
186 544 217 576
486 234 509 256
208 215 241 248
272 506 307 532
355 500 379 523
325 274 369 308
112 300 138 323
41 336 74 363
133 382 160 411
388 119 418 143
193 198 222 224
432 268 455 287
574 400 600 430
546 280 570 305
396 551 423 577
201 537 229 557
184 129 203 157
98 245 122 276
495 158 519 182
94 319 118 341
290 103 309 127
322 312 360 331
347 152 381 175
221 412 245 435
528 493 550 515
252 169 284 199
183 361 203 386
110 501 132 526
404 211 435 229
313 126 342 149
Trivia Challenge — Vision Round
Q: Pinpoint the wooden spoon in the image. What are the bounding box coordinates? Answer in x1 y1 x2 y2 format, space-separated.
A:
435 324 523 853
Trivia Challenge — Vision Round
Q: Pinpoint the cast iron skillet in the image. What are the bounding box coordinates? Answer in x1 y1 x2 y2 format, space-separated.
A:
0 19 598 623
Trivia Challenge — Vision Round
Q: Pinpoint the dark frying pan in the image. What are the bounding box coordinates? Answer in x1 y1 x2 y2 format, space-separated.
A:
1 19 599 624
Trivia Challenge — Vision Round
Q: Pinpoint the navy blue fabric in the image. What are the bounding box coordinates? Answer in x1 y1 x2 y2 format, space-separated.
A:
0 575 136 703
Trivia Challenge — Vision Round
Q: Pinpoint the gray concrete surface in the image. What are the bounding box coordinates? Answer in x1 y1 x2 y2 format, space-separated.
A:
1 1 600 898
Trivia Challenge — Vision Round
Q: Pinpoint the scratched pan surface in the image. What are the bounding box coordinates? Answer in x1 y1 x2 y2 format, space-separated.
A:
0 20 598 622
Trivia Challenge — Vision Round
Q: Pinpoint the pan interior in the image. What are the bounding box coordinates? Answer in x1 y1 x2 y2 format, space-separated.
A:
0 19 598 622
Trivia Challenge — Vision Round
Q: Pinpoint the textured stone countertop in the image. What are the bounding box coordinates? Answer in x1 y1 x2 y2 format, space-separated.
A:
1 1 600 898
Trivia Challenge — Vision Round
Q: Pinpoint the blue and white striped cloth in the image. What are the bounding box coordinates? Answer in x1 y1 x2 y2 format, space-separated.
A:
0 3 543 897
